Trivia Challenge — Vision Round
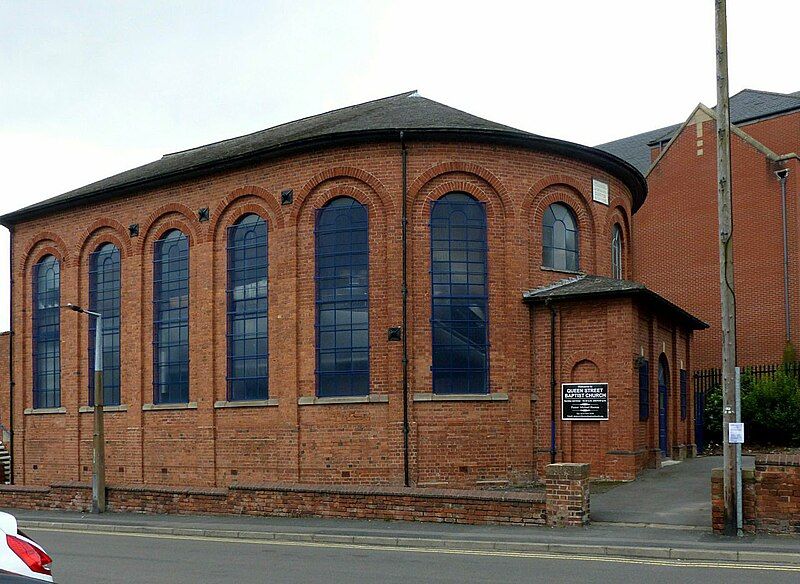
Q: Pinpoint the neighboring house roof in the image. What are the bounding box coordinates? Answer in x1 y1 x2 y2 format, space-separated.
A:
0 91 647 226
596 89 800 174
523 274 708 330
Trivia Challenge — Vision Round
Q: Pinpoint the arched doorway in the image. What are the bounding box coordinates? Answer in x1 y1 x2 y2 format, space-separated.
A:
658 355 670 457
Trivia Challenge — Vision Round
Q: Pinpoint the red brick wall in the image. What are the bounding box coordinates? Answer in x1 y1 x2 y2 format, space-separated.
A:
0 480 550 527
712 453 800 534
635 114 799 369
0 332 9 432
531 297 694 480
8 137 687 488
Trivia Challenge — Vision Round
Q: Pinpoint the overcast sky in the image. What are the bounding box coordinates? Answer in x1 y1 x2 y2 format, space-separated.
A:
2 0 798 330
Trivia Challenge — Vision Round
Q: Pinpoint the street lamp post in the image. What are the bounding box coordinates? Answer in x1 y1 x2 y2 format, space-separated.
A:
65 303 105 513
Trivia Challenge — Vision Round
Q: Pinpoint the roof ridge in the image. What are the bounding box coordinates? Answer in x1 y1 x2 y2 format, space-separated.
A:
161 90 418 158
734 88 800 101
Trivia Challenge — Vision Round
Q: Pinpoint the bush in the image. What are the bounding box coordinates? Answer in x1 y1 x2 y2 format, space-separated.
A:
703 370 800 447
741 370 800 445
703 384 723 443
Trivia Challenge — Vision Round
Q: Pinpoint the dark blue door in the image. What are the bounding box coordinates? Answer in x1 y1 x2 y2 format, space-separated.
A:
658 357 669 457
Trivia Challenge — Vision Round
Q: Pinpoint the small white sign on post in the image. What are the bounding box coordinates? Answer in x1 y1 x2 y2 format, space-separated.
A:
729 422 745 444
592 179 609 205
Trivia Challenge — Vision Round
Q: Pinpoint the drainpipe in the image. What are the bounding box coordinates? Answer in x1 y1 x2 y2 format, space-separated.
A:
400 131 410 487
546 299 557 464
776 169 791 344
7 225 13 484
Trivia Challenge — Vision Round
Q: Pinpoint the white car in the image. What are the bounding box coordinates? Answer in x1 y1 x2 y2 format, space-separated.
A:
0 513 53 582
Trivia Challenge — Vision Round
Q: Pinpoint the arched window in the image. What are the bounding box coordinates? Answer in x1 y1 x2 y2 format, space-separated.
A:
430 192 489 394
227 214 268 401
32 255 61 409
611 224 623 279
542 203 579 272
315 197 369 397
89 243 121 406
153 230 189 404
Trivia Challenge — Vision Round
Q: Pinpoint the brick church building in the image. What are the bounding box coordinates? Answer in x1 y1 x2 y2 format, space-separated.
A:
0 92 704 489
599 89 800 369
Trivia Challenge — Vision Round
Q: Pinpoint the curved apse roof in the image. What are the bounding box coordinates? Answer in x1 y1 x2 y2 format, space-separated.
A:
1 91 647 226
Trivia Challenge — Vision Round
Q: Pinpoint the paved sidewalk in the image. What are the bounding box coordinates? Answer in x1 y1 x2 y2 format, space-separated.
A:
7 508 799 565
592 455 755 526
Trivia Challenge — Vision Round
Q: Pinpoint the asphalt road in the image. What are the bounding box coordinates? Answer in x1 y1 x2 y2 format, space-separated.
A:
27 527 800 584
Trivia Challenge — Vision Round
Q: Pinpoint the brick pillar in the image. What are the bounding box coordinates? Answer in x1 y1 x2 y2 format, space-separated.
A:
545 463 590 527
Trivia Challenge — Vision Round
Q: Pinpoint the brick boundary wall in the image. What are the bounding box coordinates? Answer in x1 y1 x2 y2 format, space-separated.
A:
0 464 589 527
712 454 800 534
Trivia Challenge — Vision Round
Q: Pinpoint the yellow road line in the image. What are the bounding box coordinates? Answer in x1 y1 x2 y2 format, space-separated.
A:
27 526 800 573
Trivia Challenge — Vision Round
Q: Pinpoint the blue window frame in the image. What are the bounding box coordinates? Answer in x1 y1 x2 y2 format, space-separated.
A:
680 369 688 421
543 203 579 272
611 224 623 279
430 192 489 394
32 255 61 409
153 230 189 404
88 243 121 406
639 359 650 421
227 214 268 401
315 197 369 397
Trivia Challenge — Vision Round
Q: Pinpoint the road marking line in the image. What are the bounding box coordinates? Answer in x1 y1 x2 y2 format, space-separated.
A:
27 526 800 572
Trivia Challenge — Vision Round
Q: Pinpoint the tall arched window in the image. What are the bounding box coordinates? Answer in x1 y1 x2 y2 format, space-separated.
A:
430 192 489 394
32 255 61 409
89 243 121 406
227 214 268 401
542 203 579 272
611 224 623 279
153 230 189 404
315 197 369 397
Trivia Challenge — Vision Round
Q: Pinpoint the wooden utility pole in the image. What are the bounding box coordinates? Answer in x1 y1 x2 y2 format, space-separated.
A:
715 0 739 536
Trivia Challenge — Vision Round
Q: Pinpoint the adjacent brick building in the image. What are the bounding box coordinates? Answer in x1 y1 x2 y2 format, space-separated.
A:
599 89 800 369
0 92 704 490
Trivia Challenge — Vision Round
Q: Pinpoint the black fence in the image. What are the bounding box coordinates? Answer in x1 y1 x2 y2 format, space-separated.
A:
693 362 800 453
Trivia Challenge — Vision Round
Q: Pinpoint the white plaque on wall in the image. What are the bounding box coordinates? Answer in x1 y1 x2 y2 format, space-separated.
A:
592 179 609 205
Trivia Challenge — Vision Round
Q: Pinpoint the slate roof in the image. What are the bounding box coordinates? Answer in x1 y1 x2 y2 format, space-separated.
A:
0 91 647 225
523 274 708 330
595 89 800 174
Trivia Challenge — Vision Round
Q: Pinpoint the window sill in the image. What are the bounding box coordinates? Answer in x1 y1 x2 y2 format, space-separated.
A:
142 402 198 411
539 266 584 276
78 405 129 413
413 392 509 402
298 395 388 406
214 399 279 409
23 407 67 415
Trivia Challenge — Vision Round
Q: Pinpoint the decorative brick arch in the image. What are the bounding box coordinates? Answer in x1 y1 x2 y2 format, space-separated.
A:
562 350 605 380
209 186 283 237
411 179 506 233
77 218 132 261
20 232 70 273
137 203 200 252
409 161 509 209
527 182 597 274
292 166 389 223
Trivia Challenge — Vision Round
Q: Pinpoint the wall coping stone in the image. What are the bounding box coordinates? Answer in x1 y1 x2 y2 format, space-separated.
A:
755 453 800 467
229 482 545 503
0 485 49 494
711 467 756 480
545 463 590 480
